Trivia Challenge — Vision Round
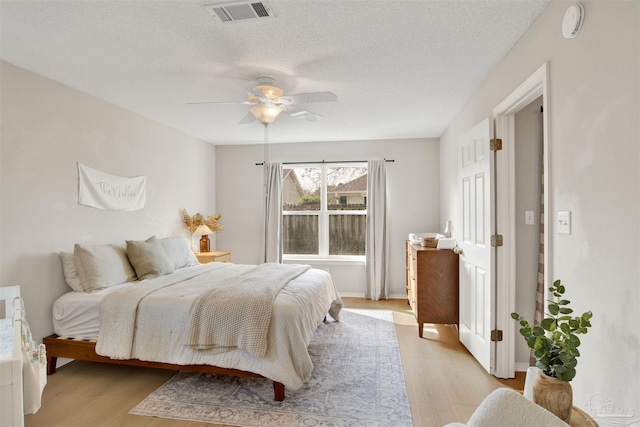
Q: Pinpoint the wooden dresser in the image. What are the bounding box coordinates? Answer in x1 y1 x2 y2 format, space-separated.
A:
405 241 459 337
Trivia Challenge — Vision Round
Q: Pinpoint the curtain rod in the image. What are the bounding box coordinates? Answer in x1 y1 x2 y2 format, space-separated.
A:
255 159 394 166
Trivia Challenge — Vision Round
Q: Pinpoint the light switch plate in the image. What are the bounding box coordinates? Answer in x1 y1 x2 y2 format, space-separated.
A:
558 211 571 234
525 211 535 225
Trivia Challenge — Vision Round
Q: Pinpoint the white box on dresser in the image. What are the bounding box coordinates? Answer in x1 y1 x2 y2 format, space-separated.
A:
0 285 24 427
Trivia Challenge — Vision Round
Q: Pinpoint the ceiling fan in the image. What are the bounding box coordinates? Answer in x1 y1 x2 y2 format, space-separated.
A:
188 77 337 125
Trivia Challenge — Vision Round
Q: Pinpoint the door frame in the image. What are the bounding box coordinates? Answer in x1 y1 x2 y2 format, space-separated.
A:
492 62 550 378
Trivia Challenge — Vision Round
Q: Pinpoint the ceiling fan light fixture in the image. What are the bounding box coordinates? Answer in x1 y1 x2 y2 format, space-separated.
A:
258 85 283 100
250 105 283 125
247 84 283 103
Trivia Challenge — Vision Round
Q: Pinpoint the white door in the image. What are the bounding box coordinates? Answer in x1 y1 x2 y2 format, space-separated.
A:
458 117 494 374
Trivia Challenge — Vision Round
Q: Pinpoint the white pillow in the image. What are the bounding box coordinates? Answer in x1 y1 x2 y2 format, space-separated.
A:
60 251 84 292
126 236 174 280
74 243 137 292
159 236 199 269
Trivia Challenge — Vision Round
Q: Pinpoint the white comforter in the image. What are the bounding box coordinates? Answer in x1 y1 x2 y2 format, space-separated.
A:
95 263 342 391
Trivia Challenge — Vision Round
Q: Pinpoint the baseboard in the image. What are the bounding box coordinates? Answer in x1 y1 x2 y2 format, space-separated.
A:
515 362 531 372
339 293 406 299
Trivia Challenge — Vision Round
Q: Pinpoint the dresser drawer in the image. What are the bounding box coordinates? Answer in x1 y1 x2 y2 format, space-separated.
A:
214 253 231 263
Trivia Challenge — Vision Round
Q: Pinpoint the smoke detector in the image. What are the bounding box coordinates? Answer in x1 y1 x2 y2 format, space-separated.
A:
562 4 584 38
204 1 275 23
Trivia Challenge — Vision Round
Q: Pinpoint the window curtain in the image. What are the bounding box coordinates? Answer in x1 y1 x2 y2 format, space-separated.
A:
365 160 389 300
264 162 283 263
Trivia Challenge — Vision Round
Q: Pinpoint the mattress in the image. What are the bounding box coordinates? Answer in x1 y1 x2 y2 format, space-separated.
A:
53 280 135 339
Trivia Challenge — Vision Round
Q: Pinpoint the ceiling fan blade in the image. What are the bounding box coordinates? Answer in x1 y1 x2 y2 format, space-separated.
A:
233 78 270 102
282 105 323 122
238 110 256 124
186 100 254 105
278 91 337 105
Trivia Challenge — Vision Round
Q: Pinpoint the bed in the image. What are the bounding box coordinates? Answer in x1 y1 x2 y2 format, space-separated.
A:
44 236 343 401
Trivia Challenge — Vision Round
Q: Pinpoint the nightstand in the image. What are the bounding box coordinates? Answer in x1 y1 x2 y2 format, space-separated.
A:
196 251 231 264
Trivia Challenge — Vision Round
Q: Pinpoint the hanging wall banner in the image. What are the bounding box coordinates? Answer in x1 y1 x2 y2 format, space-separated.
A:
78 163 146 211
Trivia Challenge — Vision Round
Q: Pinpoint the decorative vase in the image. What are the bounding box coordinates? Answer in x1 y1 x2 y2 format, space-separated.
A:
523 366 540 401
531 370 573 422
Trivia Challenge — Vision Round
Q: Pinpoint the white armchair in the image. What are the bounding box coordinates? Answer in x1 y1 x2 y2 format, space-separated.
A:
444 388 570 427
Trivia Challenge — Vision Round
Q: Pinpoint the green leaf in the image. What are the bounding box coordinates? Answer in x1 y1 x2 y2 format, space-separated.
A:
559 307 573 314
535 360 548 371
560 323 571 335
540 318 555 331
511 312 520 320
532 326 545 336
564 367 576 382
539 353 549 365
548 304 559 315
558 299 570 306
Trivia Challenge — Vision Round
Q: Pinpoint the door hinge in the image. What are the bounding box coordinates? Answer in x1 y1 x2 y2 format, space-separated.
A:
491 329 503 342
491 234 503 247
490 138 503 151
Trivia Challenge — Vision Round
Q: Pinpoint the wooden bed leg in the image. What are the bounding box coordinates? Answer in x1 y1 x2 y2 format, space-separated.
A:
47 356 57 375
273 381 285 401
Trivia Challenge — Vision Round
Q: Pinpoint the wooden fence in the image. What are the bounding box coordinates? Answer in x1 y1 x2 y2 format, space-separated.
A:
283 214 366 255
283 203 366 211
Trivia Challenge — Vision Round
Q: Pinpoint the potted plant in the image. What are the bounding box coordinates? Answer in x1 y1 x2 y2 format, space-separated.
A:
511 279 593 421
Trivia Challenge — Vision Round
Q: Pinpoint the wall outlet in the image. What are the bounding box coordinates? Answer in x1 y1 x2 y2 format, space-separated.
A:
558 211 571 234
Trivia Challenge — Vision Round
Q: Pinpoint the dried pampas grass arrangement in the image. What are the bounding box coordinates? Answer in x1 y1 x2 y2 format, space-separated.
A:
180 209 224 234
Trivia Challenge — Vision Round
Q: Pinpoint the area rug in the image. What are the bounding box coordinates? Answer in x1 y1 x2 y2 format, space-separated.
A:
130 309 412 427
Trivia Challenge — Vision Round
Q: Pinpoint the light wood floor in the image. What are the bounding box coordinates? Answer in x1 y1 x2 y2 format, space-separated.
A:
25 298 524 427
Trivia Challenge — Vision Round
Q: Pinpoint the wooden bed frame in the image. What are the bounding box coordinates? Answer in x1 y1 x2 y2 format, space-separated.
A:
42 334 286 401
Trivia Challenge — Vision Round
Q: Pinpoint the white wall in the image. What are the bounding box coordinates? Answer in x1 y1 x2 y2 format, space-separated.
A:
215 138 440 298
0 61 217 342
440 0 639 418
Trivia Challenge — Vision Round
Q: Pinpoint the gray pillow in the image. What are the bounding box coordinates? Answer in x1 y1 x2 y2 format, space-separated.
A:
159 236 199 269
74 243 137 292
126 236 174 280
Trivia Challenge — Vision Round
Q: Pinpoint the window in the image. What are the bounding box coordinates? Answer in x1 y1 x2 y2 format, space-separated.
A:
282 164 367 258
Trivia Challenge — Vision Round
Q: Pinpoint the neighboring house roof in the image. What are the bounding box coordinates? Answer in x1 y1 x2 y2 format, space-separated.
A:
331 174 367 193
283 169 304 195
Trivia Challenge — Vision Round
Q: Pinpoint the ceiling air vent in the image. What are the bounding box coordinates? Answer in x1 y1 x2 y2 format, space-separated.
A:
204 1 275 23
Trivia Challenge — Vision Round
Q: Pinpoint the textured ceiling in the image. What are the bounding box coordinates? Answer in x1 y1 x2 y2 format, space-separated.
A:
0 0 549 145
